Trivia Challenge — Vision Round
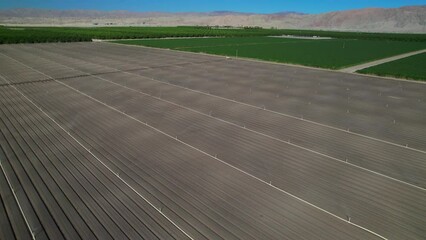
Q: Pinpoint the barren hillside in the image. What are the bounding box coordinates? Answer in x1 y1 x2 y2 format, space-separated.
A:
0 6 425 33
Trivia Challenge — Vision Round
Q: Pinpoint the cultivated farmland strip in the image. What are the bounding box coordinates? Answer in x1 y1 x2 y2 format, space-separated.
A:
5 43 426 190
0 150 32 240
2 42 425 239
0 44 426 239
35 42 426 150
58 75 426 239
4 77 381 239
0 81 193 239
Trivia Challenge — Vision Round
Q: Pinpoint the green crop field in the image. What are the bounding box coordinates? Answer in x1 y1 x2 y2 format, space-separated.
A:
357 53 426 81
1 26 426 44
114 37 426 69
0 26 350 44
0 26 288 44
2 26 425 79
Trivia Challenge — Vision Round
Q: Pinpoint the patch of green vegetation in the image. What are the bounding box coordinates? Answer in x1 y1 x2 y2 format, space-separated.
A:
357 53 426 81
115 37 426 69
1 26 426 44
270 29 426 42
0 26 305 44
0 26 92 43
114 36 305 48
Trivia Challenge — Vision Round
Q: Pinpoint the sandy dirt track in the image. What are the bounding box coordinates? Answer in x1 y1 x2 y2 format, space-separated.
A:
340 49 426 73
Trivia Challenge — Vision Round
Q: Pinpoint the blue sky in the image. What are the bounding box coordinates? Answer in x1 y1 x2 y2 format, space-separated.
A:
0 0 424 14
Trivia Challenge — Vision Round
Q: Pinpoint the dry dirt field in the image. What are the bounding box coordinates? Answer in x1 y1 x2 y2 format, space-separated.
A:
0 42 425 239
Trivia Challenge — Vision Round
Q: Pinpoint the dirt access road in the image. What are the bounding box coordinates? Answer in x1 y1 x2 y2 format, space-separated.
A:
340 49 426 73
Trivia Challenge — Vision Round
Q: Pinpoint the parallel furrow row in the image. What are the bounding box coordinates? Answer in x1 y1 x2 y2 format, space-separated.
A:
12 80 379 239
0 85 191 240
3 42 426 190
26 42 426 150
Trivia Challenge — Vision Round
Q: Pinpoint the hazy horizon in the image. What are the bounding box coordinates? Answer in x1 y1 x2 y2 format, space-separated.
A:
0 0 425 14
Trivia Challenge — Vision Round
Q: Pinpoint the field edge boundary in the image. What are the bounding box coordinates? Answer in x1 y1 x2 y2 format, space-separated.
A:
106 41 426 85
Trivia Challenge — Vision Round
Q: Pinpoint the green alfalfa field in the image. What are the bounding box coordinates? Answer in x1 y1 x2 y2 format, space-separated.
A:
114 36 426 69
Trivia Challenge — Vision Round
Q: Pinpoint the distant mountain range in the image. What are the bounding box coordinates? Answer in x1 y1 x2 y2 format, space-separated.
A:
0 6 425 33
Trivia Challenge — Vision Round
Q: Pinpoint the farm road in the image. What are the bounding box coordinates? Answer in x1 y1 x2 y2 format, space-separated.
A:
340 49 426 73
